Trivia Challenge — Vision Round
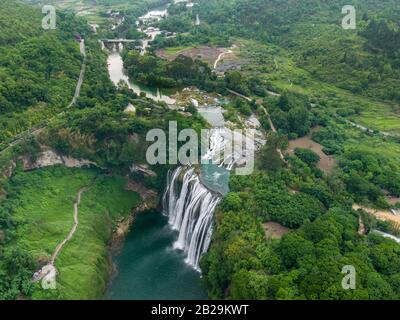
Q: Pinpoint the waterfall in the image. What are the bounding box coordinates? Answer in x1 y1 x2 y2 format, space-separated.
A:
162 167 221 270
162 126 257 270
162 128 240 270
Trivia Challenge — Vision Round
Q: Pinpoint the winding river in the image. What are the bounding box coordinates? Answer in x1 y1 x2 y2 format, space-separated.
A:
105 4 258 299
105 44 228 299
106 7 209 300
107 51 176 104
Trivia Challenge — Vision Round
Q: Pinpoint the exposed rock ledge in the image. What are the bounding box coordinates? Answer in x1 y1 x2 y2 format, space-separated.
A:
130 164 157 177
110 180 158 253
23 150 97 171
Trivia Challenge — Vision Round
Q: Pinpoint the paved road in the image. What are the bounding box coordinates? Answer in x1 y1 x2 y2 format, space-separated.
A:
69 39 87 107
0 39 87 155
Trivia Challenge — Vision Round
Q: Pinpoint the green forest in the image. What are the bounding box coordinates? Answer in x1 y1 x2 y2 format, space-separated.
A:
0 1 91 146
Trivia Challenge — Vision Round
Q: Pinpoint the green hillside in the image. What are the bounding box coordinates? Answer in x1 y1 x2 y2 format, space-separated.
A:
0 0 88 145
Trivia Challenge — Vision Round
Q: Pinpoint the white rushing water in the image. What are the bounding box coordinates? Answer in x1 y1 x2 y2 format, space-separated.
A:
163 167 221 270
162 126 257 270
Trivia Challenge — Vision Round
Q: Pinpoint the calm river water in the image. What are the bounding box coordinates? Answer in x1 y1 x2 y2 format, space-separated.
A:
106 212 207 300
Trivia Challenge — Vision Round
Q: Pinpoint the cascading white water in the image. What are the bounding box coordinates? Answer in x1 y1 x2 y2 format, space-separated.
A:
162 167 221 270
162 128 252 270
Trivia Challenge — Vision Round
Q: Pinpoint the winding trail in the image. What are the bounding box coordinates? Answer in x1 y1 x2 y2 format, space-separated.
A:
50 186 91 264
0 39 87 155
69 40 86 107
213 49 232 70
345 120 394 138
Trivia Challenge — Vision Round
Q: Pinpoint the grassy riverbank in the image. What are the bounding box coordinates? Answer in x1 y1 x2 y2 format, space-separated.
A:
5 166 140 299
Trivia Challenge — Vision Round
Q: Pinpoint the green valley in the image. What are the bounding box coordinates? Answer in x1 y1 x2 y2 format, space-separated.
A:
0 0 399 303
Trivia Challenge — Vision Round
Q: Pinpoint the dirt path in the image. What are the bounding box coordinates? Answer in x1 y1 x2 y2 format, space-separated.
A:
226 88 252 102
68 39 86 107
346 120 394 138
259 105 286 162
214 49 232 69
287 129 337 174
353 204 400 229
50 186 90 264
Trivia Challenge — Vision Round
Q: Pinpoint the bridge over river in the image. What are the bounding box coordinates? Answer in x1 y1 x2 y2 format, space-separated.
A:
100 39 138 52
100 39 136 43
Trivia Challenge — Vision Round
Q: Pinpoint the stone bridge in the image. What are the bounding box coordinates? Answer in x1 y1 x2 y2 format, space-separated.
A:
100 39 137 52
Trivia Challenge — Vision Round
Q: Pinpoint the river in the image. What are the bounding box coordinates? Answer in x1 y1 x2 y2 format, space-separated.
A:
105 2 260 299
105 3 177 104
105 6 208 300
106 46 222 298
107 51 176 104
106 212 207 299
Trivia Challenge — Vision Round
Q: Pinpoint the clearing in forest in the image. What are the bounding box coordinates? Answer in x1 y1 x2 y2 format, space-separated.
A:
156 46 238 68
287 129 337 174
263 222 291 239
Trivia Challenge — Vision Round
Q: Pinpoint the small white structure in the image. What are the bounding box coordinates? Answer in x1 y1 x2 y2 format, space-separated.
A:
89 23 99 34
139 9 168 24
32 264 57 290
42 265 57 290
124 103 136 114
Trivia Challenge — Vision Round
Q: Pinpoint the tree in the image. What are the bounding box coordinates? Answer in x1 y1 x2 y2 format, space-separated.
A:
287 107 311 137
279 233 314 269
294 148 320 167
